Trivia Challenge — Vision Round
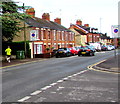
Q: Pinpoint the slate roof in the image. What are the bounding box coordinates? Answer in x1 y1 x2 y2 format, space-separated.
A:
77 25 90 32
25 17 73 32
74 28 87 35
71 24 89 34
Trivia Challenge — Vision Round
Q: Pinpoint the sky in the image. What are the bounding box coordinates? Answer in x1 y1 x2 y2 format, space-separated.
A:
13 0 119 37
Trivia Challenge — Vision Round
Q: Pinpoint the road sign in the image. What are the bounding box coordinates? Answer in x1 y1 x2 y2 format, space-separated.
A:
114 28 118 33
30 30 39 41
111 25 119 38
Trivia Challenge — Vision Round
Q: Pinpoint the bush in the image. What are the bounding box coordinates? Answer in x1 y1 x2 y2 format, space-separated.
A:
2 41 31 57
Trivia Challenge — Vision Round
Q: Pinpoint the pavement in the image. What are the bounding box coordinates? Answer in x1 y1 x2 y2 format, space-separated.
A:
1 55 120 73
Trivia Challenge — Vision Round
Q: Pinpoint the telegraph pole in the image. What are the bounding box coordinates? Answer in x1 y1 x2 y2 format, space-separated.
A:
23 3 27 58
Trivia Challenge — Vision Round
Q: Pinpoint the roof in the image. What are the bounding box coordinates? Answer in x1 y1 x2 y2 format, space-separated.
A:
25 17 73 32
70 24 89 34
100 34 111 39
77 25 90 32
74 28 87 35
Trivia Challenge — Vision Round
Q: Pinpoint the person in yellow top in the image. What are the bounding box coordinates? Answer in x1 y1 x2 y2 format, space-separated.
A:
5 46 12 63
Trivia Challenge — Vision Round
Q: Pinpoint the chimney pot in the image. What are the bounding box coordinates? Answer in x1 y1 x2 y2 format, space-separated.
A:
84 24 89 27
76 19 82 25
54 18 61 24
26 8 35 17
42 13 50 21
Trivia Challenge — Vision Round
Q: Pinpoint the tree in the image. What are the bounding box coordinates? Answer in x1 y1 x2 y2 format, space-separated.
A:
1 1 29 42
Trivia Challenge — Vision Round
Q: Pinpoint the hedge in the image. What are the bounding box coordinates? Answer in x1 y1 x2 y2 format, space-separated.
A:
2 41 31 57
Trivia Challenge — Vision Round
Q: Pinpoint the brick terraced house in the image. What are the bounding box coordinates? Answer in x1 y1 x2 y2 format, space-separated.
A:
69 19 101 46
13 8 75 58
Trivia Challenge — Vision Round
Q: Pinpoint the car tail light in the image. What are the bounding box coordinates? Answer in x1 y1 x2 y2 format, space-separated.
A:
86 49 90 51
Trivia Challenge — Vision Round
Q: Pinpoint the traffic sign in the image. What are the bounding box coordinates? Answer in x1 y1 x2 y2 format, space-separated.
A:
114 28 118 33
30 30 39 41
111 25 119 38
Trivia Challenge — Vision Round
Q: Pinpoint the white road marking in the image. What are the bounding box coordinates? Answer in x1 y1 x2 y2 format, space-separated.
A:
41 86 51 90
67 76 73 78
50 83 57 86
57 80 64 83
30 90 42 96
18 96 31 102
17 69 89 102
62 77 68 80
77 70 88 74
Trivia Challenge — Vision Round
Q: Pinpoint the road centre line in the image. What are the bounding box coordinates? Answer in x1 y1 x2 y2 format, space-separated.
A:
18 96 31 102
41 86 51 90
57 80 64 83
50 83 57 86
30 90 42 96
18 69 89 102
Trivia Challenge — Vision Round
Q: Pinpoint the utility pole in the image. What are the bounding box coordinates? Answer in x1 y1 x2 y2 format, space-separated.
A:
23 3 27 58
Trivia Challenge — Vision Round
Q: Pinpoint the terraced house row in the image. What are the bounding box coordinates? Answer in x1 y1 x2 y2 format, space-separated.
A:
13 8 114 58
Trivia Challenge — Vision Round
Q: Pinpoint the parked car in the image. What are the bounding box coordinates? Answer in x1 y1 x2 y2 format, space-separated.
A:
55 48 72 58
69 47 78 55
101 45 108 51
107 45 115 50
53 49 58 56
89 42 101 51
78 46 96 56
106 45 113 51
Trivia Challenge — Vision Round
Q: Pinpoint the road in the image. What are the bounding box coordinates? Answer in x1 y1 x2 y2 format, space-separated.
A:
2 50 118 102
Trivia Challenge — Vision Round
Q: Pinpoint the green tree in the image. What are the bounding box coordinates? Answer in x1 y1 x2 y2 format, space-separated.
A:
1 1 29 42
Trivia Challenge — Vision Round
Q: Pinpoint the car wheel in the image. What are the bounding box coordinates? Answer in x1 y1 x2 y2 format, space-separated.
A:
78 54 81 56
72 53 75 56
90 52 93 56
56 55 59 58
66 53 69 57
92 52 95 56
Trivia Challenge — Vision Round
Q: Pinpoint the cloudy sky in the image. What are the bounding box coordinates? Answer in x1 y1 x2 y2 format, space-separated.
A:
13 0 119 37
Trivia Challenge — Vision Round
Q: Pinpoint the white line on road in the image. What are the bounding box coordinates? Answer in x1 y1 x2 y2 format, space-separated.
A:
50 83 57 86
17 69 89 102
62 77 68 80
30 90 42 96
57 80 64 83
41 86 51 90
18 96 31 102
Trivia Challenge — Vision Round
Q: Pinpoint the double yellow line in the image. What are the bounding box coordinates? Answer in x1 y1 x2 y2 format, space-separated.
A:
1 59 47 69
87 60 119 74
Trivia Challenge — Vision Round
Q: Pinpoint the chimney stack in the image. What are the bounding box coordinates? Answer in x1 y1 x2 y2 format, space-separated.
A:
42 13 50 21
54 18 61 24
84 24 89 27
76 19 82 25
26 8 35 17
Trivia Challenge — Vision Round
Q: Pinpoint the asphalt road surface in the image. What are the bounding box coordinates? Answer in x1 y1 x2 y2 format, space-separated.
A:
2 50 119 102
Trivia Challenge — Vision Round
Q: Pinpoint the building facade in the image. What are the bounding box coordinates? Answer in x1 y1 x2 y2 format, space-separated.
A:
13 8 75 58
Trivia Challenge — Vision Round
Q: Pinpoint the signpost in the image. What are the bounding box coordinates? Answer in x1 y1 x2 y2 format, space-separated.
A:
111 25 119 58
